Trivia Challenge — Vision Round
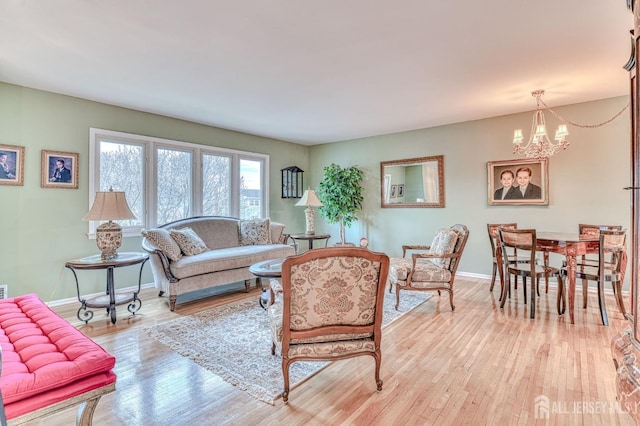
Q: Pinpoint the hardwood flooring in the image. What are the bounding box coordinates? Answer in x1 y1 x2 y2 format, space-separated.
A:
36 277 634 425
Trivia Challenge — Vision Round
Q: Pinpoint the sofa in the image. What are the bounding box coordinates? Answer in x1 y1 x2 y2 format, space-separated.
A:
141 216 295 311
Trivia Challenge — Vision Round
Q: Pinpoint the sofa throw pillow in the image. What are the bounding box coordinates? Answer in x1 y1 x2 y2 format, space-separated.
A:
429 228 459 269
141 228 183 262
239 218 271 245
270 221 286 244
169 227 208 256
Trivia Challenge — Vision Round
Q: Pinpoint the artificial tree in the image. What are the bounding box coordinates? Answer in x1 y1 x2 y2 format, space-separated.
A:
316 163 364 245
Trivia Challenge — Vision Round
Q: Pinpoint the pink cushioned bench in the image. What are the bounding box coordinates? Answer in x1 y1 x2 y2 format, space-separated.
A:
0 294 116 425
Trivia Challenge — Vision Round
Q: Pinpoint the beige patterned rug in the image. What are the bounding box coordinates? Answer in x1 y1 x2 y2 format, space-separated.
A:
145 289 432 405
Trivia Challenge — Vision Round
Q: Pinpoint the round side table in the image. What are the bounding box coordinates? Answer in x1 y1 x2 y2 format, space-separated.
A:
65 252 149 324
289 233 331 252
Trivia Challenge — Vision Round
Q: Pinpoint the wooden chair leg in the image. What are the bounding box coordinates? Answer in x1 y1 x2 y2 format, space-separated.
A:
597 281 609 326
556 275 566 315
530 277 536 319
373 351 383 391
490 262 497 291
582 278 588 309
544 252 550 293
500 271 510 308
613 281 627 316
395 285 401 310
522 276 528 304
282 359 291 403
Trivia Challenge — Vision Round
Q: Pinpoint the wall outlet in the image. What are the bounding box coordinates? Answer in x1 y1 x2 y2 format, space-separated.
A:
0 284 7 299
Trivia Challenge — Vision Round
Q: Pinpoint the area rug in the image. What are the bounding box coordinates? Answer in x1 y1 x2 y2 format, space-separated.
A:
144 289 432 405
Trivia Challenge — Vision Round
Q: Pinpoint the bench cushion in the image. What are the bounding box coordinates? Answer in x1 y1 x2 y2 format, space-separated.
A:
0 294 116 418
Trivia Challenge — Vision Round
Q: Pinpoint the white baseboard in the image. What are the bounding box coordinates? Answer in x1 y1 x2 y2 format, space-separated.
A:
455 271 628 297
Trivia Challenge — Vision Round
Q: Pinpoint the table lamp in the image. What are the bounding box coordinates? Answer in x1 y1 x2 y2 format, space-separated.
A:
83 187 136 260
295 188 323 235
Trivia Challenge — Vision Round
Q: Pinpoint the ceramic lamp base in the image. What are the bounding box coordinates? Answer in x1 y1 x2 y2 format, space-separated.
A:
304 207 315 235
96 220 122 260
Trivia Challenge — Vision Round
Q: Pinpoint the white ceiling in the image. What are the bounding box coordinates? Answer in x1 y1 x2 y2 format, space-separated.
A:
0 1 632 145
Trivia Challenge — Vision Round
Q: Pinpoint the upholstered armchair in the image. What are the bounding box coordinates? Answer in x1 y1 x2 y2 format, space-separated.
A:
388 224 469 311
267 247 390 403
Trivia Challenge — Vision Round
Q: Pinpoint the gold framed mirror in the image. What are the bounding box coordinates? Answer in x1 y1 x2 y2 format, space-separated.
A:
380 155 444 208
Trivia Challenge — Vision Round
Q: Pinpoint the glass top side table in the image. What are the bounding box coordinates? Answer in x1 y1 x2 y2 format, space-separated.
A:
65 252 149 324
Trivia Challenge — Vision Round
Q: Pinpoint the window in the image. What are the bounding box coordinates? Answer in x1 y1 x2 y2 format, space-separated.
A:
156 147 193 224
88 128 269 237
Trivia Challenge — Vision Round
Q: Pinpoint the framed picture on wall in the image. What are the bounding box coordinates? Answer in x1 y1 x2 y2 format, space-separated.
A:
487 158 548 206
390 184 397 198
41 150 79 189
398 184 405 197
0 144 25 186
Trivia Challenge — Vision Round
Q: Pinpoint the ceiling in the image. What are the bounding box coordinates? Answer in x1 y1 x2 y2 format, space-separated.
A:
0 1 632 145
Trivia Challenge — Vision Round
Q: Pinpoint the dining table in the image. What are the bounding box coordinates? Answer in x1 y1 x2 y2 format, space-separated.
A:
535 232 600 324
496 231 624 324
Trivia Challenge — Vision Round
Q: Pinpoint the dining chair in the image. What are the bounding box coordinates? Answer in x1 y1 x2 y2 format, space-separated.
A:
565 224 624 310
266 247 390 403
498 228 565 319
487 223 534 292
561 229 627 326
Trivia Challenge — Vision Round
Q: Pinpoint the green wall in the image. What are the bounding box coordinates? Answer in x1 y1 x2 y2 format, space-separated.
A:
309 96 631 286
0 82 308 302
0 81 632 303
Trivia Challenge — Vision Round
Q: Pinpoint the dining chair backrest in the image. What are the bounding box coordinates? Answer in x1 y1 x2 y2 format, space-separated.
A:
578 224 623 237
498 228 537 268
487 223 518 257
599 229 627 273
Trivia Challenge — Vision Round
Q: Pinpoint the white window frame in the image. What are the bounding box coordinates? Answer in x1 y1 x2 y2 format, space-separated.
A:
88 128 269 238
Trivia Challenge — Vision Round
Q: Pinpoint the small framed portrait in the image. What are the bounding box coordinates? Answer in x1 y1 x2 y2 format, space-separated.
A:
390 184 398 198
0 144 25 186
487 158 548 206
41 150 79 189
398 184 405 197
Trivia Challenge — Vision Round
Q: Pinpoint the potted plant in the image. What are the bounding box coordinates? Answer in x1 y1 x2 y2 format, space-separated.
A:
316 163 364 245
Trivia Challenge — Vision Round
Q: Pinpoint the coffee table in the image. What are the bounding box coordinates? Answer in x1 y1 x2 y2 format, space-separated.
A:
249 258 284 309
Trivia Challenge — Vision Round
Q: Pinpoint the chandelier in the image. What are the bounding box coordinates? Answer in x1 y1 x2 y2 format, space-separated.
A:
512 90 569 158
512 89 629 159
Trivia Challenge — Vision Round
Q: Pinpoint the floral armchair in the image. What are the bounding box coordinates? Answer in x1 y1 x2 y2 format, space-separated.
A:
267 247 390 403
388 224 469 311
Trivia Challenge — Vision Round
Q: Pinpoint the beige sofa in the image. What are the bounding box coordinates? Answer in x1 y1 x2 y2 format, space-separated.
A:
141 216 295 310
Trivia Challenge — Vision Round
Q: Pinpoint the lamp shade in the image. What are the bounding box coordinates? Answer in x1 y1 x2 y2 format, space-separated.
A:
83 189 135 260
83 190 136 221
295 189 323 207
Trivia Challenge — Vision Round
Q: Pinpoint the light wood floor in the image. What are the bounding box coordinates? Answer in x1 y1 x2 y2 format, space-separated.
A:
36 277 634 426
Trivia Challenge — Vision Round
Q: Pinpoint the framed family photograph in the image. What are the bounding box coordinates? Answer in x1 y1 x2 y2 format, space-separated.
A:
0 144 25 186
41 150 79 189
487 158 549 206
